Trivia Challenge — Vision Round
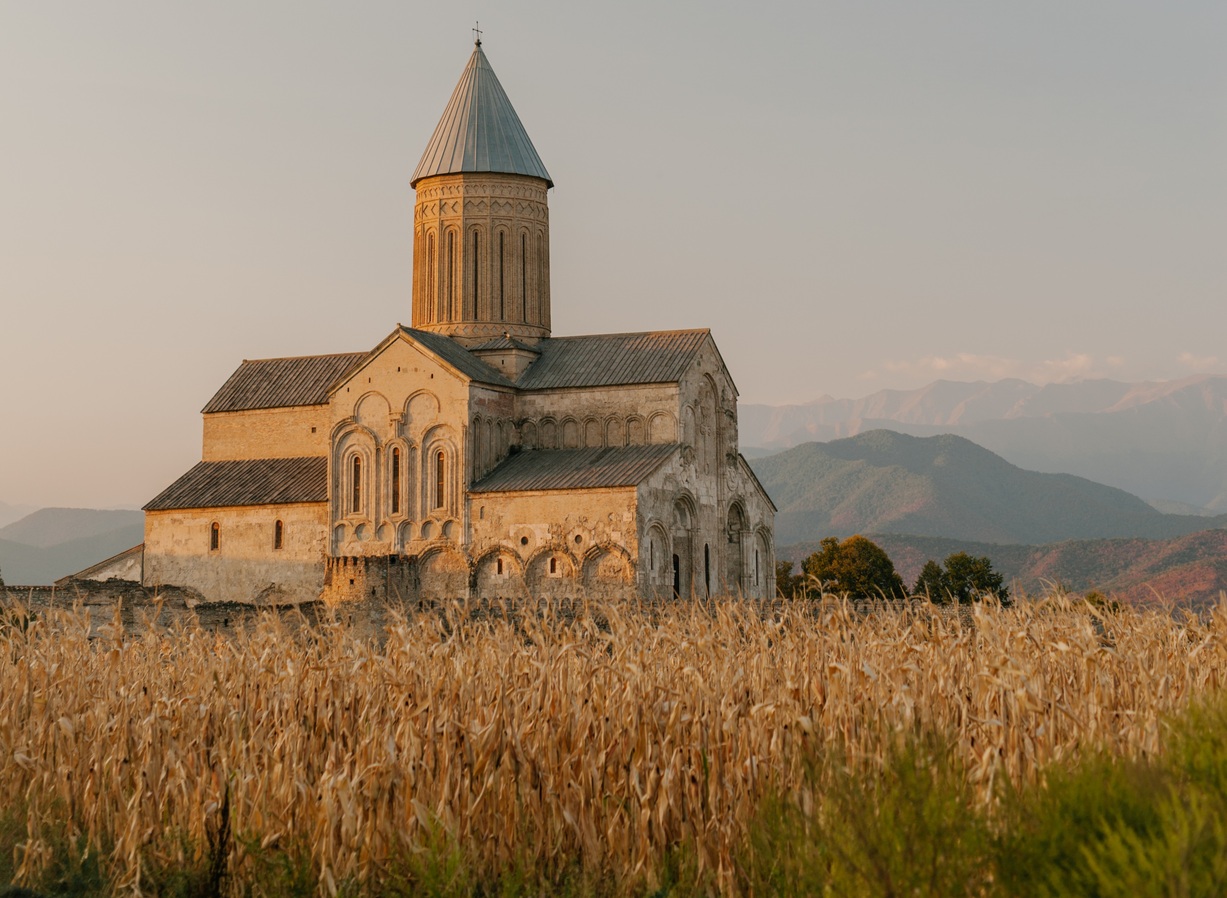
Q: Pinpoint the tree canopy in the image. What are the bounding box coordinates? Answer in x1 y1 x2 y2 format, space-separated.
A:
798 535 906 599
912 552 1008 604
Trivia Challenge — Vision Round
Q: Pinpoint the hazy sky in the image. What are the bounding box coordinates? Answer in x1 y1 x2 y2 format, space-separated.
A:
2 2 1224 509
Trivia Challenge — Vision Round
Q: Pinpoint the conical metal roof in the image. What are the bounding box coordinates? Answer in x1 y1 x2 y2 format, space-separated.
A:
411 43 552 188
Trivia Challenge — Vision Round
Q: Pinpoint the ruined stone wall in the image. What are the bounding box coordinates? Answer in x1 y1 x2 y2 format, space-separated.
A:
516 384 679 450
202 406 331 461
143 503 327 604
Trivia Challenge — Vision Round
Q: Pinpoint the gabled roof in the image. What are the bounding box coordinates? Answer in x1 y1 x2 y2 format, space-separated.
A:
470 444 679 493
411 43 552 188
516 329 711 390
202 353 366 413
144 458 328 511
399 327 516 387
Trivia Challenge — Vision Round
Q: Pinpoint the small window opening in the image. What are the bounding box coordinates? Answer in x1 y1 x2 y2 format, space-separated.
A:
274 520 283 550
755 549 760 585
520 536 529 546
351 456 362 514
574 534 582 544
650 540 655 571
210 522 220 552
434 450 445 509
311 426 316 434
497 557 504 575
704 544 711 597
391 448 401 516
479 505 485 520
549 557 557 575
446 231 455 318
498 232 505 319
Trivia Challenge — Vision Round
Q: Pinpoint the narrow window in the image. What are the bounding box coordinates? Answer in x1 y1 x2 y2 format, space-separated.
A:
704 544 711 597
755 549 760 585
498 232 505 319
650 539 655 571
427 233 436 321
520 233 528 322
434 450 445 509
210 522 220 552
274 520 284 550
497 557 504 575
446 231 455 319
391 448 401 515
536 232 545 319
351 456 362 514
471 230 479 318
549 557 557 575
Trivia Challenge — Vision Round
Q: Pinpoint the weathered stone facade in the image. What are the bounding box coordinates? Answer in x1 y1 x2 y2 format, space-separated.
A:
138 42 775 605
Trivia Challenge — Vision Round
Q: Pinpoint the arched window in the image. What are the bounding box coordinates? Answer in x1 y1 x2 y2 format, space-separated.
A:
471 230 480 318
429 233 438 322
536 231 545 319
274 520 284 550
391 447 401 516
520 233 528 322
498 231 505 319
351 456 362 514
210 522 220 552
704 543 711 597
496 557 504 575
434 450 445 509
446 231 455 319
549 557 557 575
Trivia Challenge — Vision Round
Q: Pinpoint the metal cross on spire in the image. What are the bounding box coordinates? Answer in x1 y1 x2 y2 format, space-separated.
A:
473 21 482 47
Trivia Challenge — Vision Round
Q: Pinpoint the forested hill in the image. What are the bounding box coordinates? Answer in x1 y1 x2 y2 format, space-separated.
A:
782 530 1227 611
751 430 1227 547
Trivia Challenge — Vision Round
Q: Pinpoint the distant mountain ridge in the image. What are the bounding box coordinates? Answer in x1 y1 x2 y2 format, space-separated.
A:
749 430 1227 547
0 508 143 586
741 374 1227 511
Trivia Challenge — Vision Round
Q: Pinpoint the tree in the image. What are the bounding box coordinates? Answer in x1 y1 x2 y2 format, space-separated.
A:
802 535 905 599
912 560 949 603
775 560 805 599
912 552 1008 604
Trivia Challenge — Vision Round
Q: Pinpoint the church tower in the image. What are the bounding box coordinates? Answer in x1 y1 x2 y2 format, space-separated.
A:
410 41 553 346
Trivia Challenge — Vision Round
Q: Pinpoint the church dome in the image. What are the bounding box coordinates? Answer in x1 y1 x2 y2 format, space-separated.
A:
411 43 553 188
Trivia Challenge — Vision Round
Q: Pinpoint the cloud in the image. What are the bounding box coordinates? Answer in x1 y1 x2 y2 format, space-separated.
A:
868 352 1116 385
1177 351 1220 370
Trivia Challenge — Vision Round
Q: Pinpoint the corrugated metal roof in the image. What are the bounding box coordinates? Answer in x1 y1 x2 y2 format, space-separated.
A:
401 327 516 387
411 44 552 187
516 329 710 390
470 334 539 352
471 444 679 493
202 353 366 413
144 458 328 511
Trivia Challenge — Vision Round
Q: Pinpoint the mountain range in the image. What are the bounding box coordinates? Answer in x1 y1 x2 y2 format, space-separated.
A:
0 508 144 586
741 374 1227 512
749 430 1227 548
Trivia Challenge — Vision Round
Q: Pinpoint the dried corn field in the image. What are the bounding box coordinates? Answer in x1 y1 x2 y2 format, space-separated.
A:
1 597 1226 895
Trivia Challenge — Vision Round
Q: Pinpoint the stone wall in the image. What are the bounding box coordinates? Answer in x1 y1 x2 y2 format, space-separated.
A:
202 405 331 461
143 502 328 604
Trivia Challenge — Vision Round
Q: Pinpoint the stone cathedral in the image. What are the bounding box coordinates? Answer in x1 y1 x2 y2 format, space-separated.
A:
140 42 776 604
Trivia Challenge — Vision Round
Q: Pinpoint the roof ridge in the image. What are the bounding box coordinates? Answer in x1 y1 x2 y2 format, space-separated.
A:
239 350 366 364
545 327 711 342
